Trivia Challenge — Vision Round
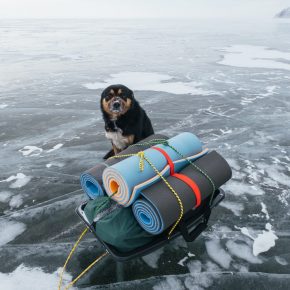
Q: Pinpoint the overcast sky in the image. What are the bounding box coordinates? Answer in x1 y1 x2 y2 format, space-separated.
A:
0 0 289 19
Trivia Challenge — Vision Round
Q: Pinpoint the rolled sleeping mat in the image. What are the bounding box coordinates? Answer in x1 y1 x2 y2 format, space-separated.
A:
80 134 169 199
132 151 232 235
102 132 208 207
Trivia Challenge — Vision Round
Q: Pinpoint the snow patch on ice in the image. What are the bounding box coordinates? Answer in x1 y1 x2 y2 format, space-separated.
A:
184 274 213 289
226 158 240 171
223 180 264 196
261 202 270 220
185 261 216 289
0 191 13 203
226 240 263 264
0 264 74 290
46 161 65 168
262 177 279 189
232 169 246 180
218 45 290 71
246 170 262 183
178 252 196 266
220 200 244 216
236 224 278 256
253 223 278 256
0 220 26 247
19 146 43 157
153 276 185 290
9 174 31 188
187 260 202 273
163 261 219 290
240 95 265 106
275 256 288 266
278 189 289 206
259 85 279 97
204 261 221 272
170 236 188 250
178 256 189 267
233 263 249 272
220 128 232 135
47 143 63 153
142 247 164 269
235 226 255 240
205 239 232 269
9 194 24 209
265 167 290 187
83 72 215 95
1 173 31 189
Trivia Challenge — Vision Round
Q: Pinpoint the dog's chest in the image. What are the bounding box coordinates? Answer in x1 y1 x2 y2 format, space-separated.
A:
105 128 128 150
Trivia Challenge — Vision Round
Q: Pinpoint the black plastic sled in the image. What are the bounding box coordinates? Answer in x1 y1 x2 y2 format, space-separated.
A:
76 188 225 262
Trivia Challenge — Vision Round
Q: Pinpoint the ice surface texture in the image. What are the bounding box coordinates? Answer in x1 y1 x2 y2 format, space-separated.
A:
0 19 289 289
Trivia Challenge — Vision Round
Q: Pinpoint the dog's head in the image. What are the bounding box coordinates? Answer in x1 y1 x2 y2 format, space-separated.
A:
100 84 134 119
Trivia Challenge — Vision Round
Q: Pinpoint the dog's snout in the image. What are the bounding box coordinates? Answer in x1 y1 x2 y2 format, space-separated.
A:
113 102 121 109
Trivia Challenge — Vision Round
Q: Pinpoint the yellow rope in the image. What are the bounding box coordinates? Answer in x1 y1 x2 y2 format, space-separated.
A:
63 252 108 290
58 228 88 290
109 151 145 172
143 155 184 238
58 227 108 290
109 151 184 238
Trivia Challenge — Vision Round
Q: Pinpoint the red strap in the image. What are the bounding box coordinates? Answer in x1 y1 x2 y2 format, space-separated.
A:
172 173 201 207
152 146 175 175
151 146 201 208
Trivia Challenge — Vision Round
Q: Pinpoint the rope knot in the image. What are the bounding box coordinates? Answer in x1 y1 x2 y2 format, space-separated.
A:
137 151 145 172
161 140 169 146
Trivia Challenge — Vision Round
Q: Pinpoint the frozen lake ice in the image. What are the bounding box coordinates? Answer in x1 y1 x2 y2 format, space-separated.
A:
0 19 289 289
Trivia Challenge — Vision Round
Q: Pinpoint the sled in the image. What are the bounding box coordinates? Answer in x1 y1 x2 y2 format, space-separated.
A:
76 188 225 262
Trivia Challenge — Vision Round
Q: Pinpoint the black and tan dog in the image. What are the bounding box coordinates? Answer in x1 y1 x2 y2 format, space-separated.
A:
101 84 154 159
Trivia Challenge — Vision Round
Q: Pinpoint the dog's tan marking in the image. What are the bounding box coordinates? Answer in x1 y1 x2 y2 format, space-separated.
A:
126 98 131 108
102 99 110 114
110 89 115 95
112 143 121 155
117 89 122 95
126 134 135 145
119 98 131 115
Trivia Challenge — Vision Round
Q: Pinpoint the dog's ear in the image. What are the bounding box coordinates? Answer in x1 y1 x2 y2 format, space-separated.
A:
129 89 134 99
100 88 107 108
128 89 136 108
101 88 107 100
100 92 104 108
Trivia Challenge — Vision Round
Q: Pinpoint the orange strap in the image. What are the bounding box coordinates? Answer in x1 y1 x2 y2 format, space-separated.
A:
172 173 201 207
152 146 201 207
152 146 175 175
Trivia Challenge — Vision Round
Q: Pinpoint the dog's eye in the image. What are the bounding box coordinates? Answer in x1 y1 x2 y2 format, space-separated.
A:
119 94 127 100
105 95 112 101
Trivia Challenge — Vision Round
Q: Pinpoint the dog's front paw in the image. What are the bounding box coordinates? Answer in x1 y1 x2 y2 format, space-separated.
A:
103 149 115 160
